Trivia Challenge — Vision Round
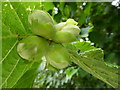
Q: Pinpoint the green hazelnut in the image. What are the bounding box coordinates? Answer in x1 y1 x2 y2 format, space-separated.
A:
28 10 56 40
17 36 49 61
61 24 81 36
53 19 80 43
55 22 66 31
55 18 78 31
45 43 71 69
53 31 77 43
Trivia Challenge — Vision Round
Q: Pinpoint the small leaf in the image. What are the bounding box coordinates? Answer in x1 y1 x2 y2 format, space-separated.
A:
80 26 93 37
65 67 78 82
73 41 96 51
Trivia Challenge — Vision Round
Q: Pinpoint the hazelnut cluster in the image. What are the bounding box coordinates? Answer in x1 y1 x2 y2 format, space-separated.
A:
17 10 81 69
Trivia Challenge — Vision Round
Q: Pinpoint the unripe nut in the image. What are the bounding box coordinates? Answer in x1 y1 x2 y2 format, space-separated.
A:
17 36 49 61
53 31 77 43
28 10 56 40
61 24 81 36
45 43 70 69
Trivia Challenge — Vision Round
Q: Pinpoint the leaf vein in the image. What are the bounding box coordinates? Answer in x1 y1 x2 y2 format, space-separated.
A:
9 2 26 33
0 40 18 64
1 58 20 88
11 63 33 88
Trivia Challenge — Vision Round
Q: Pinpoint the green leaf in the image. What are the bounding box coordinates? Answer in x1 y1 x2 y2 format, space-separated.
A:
1 2 41 88
80 26 93 38
65 67 78 82
81 48 104 61
63 43 78 51
13 62 40 88
64 5 70 17
59 2 65 15
42 2 54 11
13 69 36 88
84 3 92 16
78 3 92 26
69 48 119 88
73 41 96 51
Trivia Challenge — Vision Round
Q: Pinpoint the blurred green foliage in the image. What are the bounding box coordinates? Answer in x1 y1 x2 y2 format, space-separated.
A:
33 2 119 88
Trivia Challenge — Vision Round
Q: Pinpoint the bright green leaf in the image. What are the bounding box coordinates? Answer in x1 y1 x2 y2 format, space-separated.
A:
73 41 96 51
1 2 41 88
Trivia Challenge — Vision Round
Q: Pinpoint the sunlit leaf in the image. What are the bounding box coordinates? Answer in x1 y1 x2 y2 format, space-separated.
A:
1 2 41 88
73 41 96 51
